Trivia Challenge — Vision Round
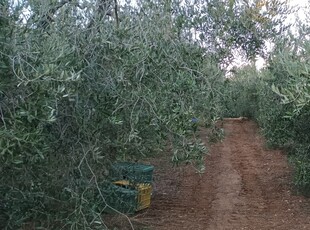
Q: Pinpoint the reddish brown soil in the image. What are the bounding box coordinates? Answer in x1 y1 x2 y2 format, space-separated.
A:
126 119 310 230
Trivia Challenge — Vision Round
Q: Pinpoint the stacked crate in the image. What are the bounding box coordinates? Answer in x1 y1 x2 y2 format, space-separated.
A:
106 162 154 213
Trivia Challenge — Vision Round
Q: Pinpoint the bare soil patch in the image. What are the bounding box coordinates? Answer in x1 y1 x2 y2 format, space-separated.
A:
120 120 310 229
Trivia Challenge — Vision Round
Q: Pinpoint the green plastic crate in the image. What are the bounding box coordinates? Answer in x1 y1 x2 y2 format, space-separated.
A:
111 162 154 184
103 182 138 214
113 180 152 211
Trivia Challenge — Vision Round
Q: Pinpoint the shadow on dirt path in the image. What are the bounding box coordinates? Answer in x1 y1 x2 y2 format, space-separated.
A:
132 120 310 230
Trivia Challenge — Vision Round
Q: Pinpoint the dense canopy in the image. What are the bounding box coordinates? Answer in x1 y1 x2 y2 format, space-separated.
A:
2 0 310 229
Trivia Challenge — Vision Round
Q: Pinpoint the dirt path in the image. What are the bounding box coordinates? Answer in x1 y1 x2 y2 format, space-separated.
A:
131 120 310 230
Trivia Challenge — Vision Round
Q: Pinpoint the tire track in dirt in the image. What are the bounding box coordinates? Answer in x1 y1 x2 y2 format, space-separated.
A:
134 120 310 230
205 122 243 230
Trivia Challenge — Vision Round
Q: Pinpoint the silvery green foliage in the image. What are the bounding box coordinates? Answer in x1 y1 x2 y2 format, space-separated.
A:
224 4 310 191
0 0 290 228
